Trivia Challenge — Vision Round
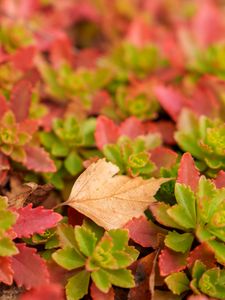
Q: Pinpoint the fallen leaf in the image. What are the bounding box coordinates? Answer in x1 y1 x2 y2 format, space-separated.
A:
66 159 165 230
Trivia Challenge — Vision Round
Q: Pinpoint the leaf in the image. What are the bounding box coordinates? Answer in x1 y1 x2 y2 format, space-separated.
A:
75 225 97 256
64 152 83 176
167 184 196 229
159 248 188 276
187 243 216 268
199 268 225 299
165 231 194 253
52 247 85 270
213 171 225 189
0 237 18 256
20 283 64 300
119 117 145 139
124 216 167 248
0 257 13 285
91 269 112 292
11 243 49 289
13 204 62 238
66 159 166 230
165 272 190 295
66 270 90 300
0 95 9 119
177 153 200 192
10 46 36 71
24 146 56 173
9 81 32 122
95 116 119 150
56 223 77 248
152 290 182 300
90 282 115 300
105 269 135 288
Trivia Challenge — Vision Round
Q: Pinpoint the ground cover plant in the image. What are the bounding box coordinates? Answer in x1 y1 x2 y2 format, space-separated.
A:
0 0 225 299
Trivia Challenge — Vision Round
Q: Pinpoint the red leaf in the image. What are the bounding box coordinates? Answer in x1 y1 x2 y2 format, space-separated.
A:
90 91 112 115
13 204 62 238
0 94 9 119
90 283 115 300
19 119 39 136
177 153 200 192
50 35 74 68
192 0 225 48
0 153 10 186
0 257 13 285
124 216 166 248
187 243 216 269
68 207 84 227
150 147 178 174
126 18 151 47
120 117 145 139
213 171 225 189
154 84 188 121
11 244 49 289
20 283 64 300
10 81 32 122
155 121 176 145
188 295 216 300
158 248 187 276
24 146 56 173
95 116 119 149
10 46 36 71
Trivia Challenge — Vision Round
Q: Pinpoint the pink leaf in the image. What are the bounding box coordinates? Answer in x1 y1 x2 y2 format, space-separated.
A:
50 35 74 68
154 84 188 121
24 146 56 173
10 46 36 71
150 147 178 173
213 171 225 189
187 243 216 269
90 90 112 115
11 244 49 289
158 248 187 276
13 204 62 238
188 295 216 300
0 94 9 119
95 116 119 150
120 117 145 139
124 216 166 248
10 81 32 122
90 283 115 300
0 257 13 285
177 153 200 192
19 119 39 136
20 283 64 300
126 18 152 47
155 121 176 145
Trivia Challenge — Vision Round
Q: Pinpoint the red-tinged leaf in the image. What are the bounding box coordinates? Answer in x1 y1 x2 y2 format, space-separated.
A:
20 283 64 300
188 295 216 300
0 95 9 119
156 121 176 145
0 257 13 285
124 216 166 248
128 252 156 300
192 0 225 48
177 153 200 192
154 85 188 121
187 243 216 269
19 119 39 136
13 204 62 238
91 282 115 300
10 46 36 71
11 244 49 289
158 248 188 277
68 207 85 227
90 91 112 115
10 81 32 122
24 146 56 173
95 116 119 150
213 171 225 189
150 147 178 174
126 18 151 47
50 35 74 68
120 117 145 139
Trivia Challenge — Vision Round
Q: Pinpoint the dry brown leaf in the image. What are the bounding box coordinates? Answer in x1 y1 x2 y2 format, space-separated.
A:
66 159 166 230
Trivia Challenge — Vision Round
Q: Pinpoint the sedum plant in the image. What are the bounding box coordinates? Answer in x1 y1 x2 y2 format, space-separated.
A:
175 109 225 175
52 220 139 300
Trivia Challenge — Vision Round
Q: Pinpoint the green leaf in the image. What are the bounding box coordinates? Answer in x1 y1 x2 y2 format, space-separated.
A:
66 270 90 300
64 152 83 176
52 247 85 270
192 260 207 281
207 240 225 265
165 231 194 253
75 225 97 257
0 237 18 256
199 268 225 299
91 269 111 293
105 269 135 288
108 229 129 251
165 272 190 295
0 210 17 231
52 141 69 157
167 184 196 229
57 224 77 248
